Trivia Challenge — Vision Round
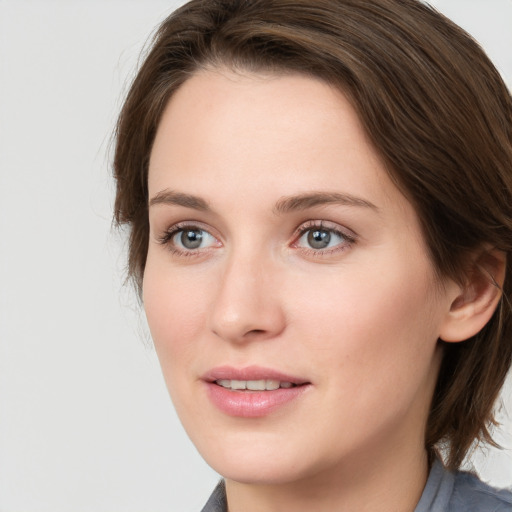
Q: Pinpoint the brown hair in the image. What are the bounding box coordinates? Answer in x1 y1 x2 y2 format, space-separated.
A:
113 0 512 470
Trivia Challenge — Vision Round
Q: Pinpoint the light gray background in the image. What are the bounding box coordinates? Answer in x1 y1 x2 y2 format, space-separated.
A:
0 1 511 511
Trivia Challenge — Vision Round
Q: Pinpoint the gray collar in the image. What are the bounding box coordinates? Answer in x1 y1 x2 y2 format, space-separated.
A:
201 480 226 512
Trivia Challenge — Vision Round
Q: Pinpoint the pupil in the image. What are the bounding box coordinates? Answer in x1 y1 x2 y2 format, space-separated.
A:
181 230 203 249
308 229 330 249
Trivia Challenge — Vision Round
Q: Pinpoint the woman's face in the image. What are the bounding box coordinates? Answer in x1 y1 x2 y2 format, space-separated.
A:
144 69 456 484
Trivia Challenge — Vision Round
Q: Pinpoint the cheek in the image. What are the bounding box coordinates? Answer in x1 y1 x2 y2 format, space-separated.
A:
143 258 210 367
290 260 441 387
281 263 442 453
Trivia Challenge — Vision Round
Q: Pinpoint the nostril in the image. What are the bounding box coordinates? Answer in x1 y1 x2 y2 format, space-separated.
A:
244 329 268 338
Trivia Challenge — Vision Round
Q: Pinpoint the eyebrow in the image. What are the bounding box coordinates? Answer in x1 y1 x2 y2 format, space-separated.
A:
273 192 378 214
148 190 211 211
148 189 378 214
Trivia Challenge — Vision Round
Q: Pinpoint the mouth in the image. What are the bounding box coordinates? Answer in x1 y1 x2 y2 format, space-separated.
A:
214 379 298 391
203 365 309 388
202 366 311 417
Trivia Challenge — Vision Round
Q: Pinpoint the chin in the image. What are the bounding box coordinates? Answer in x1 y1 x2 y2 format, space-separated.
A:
209 456 309 485
192 431 315 485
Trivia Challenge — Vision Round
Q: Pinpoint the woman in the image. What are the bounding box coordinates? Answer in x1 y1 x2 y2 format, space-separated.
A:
113 0 512 510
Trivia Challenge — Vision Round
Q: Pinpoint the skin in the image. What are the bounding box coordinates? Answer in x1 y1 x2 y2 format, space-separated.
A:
144 69 464 512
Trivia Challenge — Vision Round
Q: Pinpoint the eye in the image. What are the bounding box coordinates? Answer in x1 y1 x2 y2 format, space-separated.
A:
174 228 214 250
158 224 220 255
298 228 344 250
304 229 339 249
293 222 355 254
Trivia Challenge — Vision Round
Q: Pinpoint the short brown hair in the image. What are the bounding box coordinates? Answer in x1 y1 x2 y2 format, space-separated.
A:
113 0 512 469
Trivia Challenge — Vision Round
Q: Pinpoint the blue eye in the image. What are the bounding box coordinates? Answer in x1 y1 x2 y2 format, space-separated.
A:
308 229 335 249
160 225 219 255
172 228 217 250
296 225 350 251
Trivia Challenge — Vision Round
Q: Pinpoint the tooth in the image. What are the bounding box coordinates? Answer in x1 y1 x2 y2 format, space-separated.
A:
215 379 295 391
231 380 246 390
265 379 280 391
246 380 266 390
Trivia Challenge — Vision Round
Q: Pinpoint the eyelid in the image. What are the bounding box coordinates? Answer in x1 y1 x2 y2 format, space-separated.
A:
157 221 222 254
291 220 357 254
293 220 357 240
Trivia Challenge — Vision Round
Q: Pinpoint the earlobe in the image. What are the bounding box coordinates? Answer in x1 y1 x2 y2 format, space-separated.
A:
439 248 506 343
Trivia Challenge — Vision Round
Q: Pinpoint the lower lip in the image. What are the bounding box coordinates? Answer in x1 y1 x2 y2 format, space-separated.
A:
205 382 310 418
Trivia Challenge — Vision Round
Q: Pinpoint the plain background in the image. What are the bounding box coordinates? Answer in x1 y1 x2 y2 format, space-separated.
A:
0 1 511 511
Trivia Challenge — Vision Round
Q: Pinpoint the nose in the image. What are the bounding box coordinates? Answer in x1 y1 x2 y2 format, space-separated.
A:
208 250 286 344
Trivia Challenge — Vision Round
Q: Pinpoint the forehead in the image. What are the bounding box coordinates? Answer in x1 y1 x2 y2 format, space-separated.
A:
149 69 390 200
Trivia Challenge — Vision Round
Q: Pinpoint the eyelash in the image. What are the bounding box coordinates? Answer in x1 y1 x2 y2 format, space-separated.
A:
157 220 357 258
292 220 356 257
157 222 219 257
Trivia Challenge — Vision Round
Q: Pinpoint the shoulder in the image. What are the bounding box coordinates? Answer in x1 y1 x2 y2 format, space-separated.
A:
449 469 512 512
415 458 512 512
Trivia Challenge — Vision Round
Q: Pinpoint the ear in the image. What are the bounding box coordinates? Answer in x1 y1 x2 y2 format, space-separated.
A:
439 247 506 343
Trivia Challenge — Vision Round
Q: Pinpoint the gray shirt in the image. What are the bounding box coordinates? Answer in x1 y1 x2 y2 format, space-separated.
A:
201 460 512 511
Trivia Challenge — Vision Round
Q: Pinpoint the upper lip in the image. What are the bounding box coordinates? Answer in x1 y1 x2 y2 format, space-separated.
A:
202 365 309 385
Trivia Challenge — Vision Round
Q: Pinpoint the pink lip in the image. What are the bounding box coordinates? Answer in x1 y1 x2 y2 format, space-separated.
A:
203 365 308 384
202 365 311 418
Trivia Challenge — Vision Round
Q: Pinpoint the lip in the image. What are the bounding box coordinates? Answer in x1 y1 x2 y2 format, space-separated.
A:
202 365 311 418
202 365 309 384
